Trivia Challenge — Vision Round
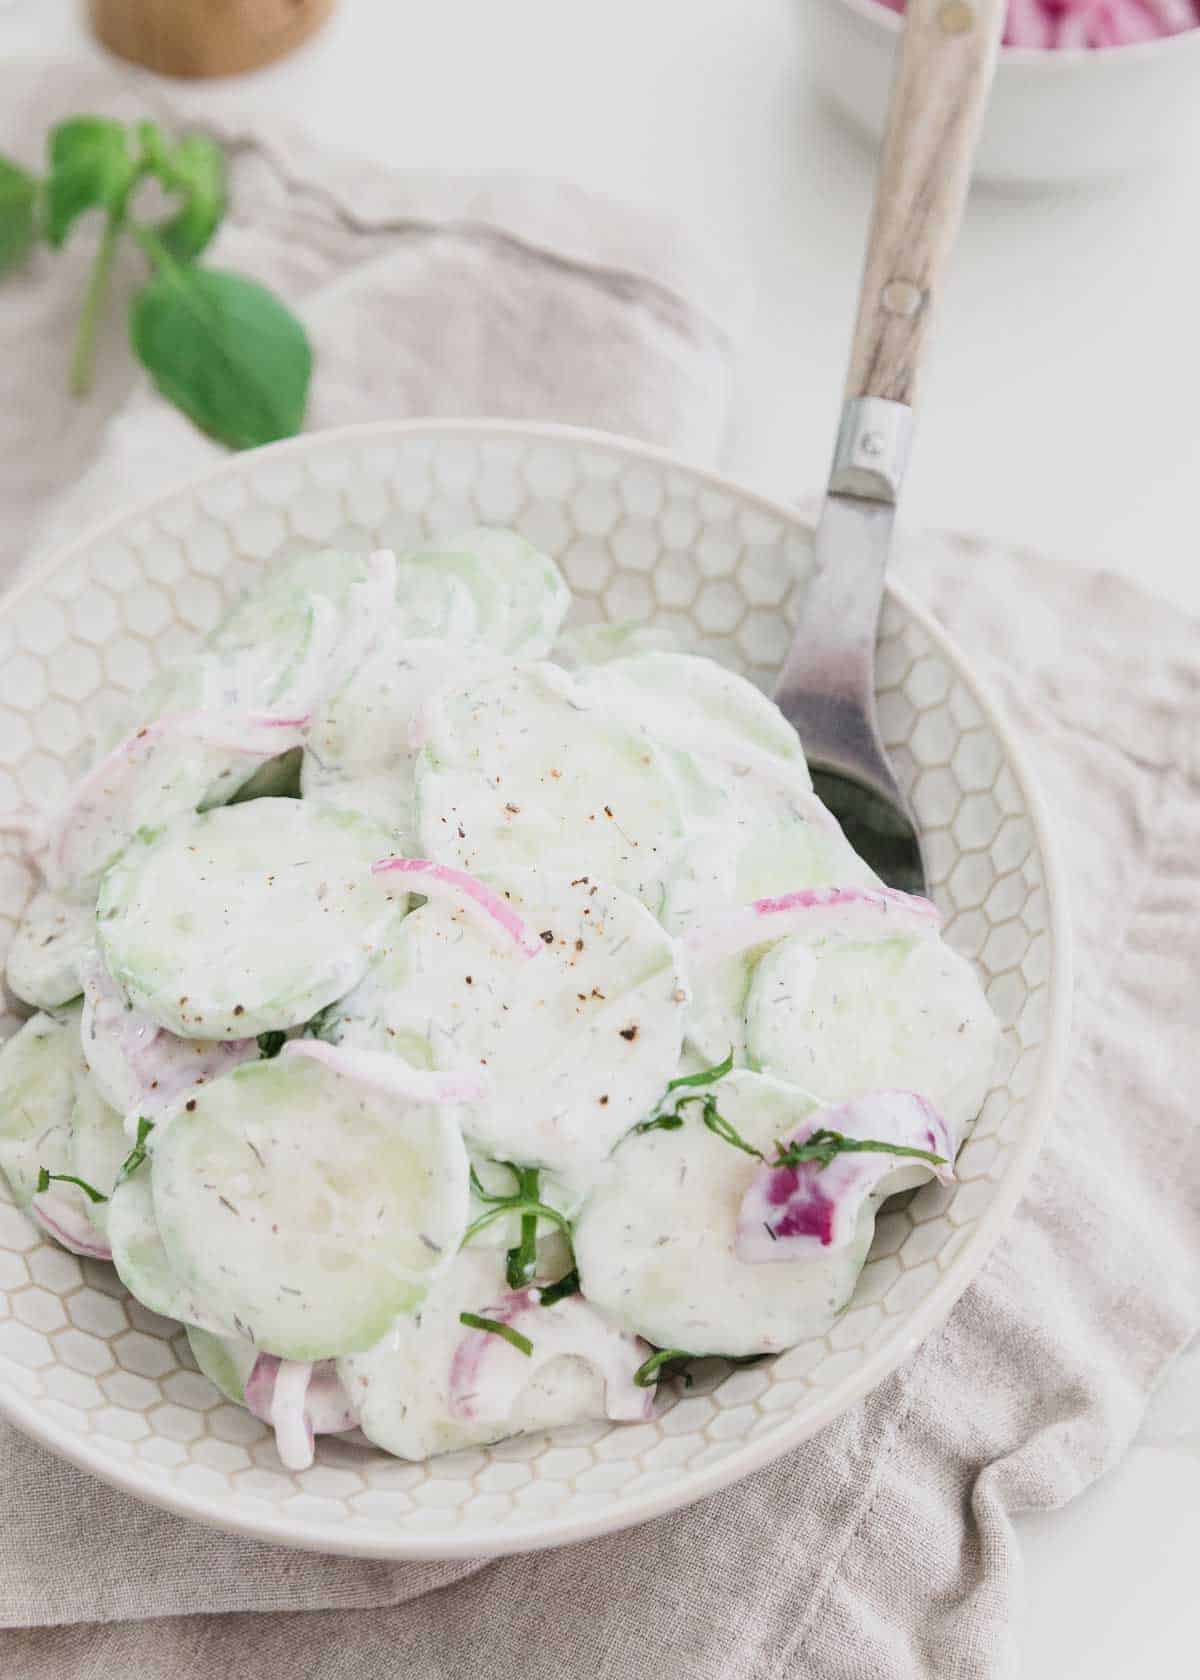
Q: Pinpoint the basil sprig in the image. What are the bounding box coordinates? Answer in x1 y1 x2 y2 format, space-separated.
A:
463 1162 573 1289
634 1051 763 1159
0 117 310 448
638 1052 949 1174
772 1128 946 1172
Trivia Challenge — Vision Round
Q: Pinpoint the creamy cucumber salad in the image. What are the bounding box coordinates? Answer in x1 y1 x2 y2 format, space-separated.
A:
0 530 998 1469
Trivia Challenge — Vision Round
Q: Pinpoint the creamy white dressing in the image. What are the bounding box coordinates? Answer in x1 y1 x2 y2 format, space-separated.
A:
0 526 1000 1467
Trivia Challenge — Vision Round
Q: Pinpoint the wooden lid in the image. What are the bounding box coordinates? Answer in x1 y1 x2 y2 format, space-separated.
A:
88 0 335 80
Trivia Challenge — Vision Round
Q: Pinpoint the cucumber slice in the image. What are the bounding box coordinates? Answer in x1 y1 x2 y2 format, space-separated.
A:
69 1079 128 1234
81 955 257 1123
746 934 999 1137
187 1326 256 1406
553 621 679 670
398 528 568 656
301 637 501 844
6 889 93 1009
97 801 407 1039
416 663 685 912
581 652 809 769
349 869 688 1186
662 765 877 1065
340 1248 630 1461
207 549 374 689
573 1069 876 1357
151 1055 470 1359
48 711 309 900
0 1007 86 1210
107 1170 221 1329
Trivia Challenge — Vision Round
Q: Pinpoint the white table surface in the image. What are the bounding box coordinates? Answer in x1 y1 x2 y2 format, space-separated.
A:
3 2 1198 1673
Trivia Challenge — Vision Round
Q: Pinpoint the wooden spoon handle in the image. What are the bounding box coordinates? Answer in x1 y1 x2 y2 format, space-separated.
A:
845 0 1006 407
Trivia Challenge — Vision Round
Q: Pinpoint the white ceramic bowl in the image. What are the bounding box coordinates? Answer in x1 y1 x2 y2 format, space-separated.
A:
0 421 1069 1558
799 0 1200 186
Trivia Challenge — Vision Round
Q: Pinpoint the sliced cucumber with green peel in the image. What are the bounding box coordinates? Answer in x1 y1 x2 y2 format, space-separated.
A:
573 1069 873 1357
746 934 999 1136
69 1080 128 1235
108 1170 219 1329
416 662 685 912
582 651 809 768
151 1055 469 1359
340 1247 630 1461
187 1325 256 1406
352 868 688 1186
97 800 407 1039
302 637 501 844
398 528 568 656
207 549 374 690
6 889 93 1009
553 621 679 670
0 1007 86 1210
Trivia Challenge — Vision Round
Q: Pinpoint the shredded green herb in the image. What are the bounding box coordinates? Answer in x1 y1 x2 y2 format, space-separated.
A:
635 1051 762 1159
634 1347 769 1388
633 1347 696 1388
631 1111 684 1136
462 1161 573 1254
118 1116 155 1181
35 1167 108 1204
503 1166 542 1289
537 1268 580 1307
459 1312 533 1357
256 1030 286 1059
664 1050 735 1093
772 1128 946 1173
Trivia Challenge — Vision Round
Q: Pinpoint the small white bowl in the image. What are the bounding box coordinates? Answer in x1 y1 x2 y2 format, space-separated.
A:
798 0 1200 186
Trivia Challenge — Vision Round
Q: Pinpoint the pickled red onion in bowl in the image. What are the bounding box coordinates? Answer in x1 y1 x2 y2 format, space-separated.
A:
871 0 1199 47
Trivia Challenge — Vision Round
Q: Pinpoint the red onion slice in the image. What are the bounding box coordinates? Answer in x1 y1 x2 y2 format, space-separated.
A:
736 1090 955 1265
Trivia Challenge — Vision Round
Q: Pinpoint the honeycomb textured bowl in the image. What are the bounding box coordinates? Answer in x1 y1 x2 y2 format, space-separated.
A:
0 421 1069 1559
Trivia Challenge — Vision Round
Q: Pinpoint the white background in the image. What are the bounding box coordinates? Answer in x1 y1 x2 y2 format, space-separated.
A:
2 1 1198 1672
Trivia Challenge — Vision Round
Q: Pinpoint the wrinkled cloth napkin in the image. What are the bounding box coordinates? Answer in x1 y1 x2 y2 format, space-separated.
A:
2 57 1198 1680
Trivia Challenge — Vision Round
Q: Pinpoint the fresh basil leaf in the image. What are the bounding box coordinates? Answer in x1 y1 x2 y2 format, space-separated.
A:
0 155 38 276
140 127 226 262
129 263 311 449
45 117 135 247
256 1030 286 1059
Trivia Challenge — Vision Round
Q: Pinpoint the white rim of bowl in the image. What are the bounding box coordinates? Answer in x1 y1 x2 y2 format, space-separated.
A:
830 0 1200 68
0 418 1073 1559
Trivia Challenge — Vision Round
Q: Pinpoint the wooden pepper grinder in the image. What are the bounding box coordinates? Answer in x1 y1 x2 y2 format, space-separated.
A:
88 0 335 78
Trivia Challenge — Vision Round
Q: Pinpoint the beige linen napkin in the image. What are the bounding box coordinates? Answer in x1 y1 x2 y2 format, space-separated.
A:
1 57 1198 1680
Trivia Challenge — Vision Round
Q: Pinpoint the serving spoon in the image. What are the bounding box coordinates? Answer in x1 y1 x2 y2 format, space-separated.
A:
775 0 1006 893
